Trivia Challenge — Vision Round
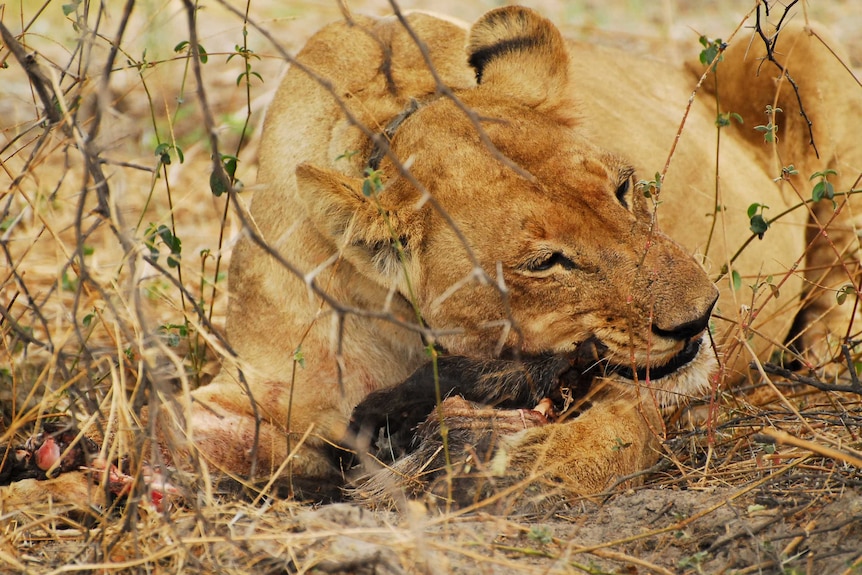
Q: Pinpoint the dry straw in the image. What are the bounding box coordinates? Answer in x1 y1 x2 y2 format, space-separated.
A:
1 1 861 574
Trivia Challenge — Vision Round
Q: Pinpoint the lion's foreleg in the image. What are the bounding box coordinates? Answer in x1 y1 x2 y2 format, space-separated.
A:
494 386 662 496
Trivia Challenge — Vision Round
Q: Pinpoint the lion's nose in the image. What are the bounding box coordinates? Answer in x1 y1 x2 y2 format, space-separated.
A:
652 289 718 341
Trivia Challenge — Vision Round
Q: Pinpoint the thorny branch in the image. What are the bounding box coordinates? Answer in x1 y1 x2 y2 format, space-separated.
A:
756 362 862 396
0 22 61 125
754 0 819 158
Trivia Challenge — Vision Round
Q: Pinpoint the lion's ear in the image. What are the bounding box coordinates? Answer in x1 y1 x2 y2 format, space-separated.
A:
295 164 415 283
295 163 394 245
466 7 571 111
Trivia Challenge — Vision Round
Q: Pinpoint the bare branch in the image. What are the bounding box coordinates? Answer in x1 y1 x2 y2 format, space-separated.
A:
0 21 61 124
756 362 862 396
753 1 819 158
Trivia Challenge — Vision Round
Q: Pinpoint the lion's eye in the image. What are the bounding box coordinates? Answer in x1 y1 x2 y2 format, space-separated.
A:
615 178 631 209
528 252 578 272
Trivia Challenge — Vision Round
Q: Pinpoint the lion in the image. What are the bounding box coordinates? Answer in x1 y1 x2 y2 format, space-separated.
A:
176 5 861 503
3 6 860 508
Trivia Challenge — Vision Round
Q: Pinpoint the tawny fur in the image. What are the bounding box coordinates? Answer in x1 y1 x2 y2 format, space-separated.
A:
4 6 860 508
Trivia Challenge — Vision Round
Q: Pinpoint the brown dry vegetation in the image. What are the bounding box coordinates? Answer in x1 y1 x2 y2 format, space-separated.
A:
2 1 862 574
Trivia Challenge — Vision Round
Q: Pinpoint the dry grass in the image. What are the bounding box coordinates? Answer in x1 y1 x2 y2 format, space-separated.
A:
2 1 862 574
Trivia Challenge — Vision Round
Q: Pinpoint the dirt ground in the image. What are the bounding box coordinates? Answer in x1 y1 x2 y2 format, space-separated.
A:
2 1 862 574
288 486 862 574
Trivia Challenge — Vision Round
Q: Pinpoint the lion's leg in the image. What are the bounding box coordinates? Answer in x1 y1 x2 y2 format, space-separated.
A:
353 383 663 507
152 381 346 500
793 192 862 372
775 27 862 371
495 385 662 495
717 23 862 370
1 472 108 513
352 396 554 507
790 43 862 372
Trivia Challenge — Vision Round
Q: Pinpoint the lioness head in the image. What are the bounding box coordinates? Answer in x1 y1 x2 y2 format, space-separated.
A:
296 7 718 403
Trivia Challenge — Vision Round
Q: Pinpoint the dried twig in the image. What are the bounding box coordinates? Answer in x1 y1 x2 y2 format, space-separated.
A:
0 21 61 124
753 0 819 157
755 427 862 468
756 362 862 396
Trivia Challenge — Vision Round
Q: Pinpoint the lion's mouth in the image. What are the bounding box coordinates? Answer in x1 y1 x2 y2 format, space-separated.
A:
609 336 703 381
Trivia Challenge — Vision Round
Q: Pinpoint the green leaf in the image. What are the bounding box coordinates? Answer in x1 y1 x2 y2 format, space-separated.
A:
715 111 742 129
732 270 742 291
155 142 172 165
61 271 78 292
837 284 856 305
362 168 384 197
749 214 769 239
157 226 181 268
679 551 709 569
146 224 182 267
636 171 662 198
335 150 358 162
611 437 632 451
144 223 161 259
810 169 837 203
812 180 835 203
754 123 776 143
698 36 724 67
809 169 838 180
527 526 553 545
62 0 82 16
174 41 206 63
812 181 825 202
157 225 178 253
224 156 238 180
293 345 306 368
164 331 180 347
747 204 769 239
210 170 228 197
